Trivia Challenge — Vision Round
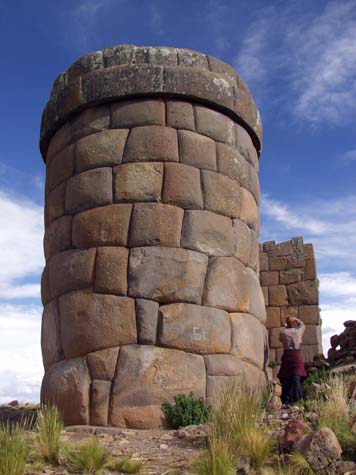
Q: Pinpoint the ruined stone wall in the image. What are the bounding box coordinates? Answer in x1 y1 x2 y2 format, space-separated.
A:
40 45 267 428
260 237 323 379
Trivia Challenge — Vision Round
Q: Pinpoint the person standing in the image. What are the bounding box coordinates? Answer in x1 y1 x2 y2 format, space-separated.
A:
277 316 307 404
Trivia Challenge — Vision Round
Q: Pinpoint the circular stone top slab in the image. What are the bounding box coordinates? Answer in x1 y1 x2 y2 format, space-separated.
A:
39 45 262 159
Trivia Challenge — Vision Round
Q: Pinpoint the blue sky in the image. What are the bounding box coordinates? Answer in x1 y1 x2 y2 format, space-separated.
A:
0 0 355 402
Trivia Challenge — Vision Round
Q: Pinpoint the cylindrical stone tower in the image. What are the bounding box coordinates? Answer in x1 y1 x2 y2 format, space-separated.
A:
40 45 266 429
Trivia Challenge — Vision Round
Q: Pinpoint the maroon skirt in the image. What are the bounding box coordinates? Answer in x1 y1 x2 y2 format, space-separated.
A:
277 350 307 379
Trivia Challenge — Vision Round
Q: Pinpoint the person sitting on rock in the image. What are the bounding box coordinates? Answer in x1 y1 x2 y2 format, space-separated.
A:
277 316 307 404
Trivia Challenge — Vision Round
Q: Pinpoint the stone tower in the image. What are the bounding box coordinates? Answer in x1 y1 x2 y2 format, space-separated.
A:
40 45 266 428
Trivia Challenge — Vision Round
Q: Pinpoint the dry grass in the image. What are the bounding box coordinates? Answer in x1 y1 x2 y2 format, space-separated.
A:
0 422 28 475
35 405 64 464
109 456 144 473
66 439 111 474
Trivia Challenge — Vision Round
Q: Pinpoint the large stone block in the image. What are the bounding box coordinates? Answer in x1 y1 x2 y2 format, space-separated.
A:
303 325 322 345
65 167 113 214
95 247 128 295
181 210 235 256
76 129 129 172
242 362 266 392
204 354 244 376
41 357 90 425
216 142 249 187
259 252 269 271
195 106 235 144
109 345 206 428
41 265 51 306
46 123 72 165
158 303 231 354
59 290 137 358
299 306 320 325
114 162 163 202
87 347 120 380
90 380 111 426
177 48 209 68
162 162 203 209
235 123 259 169
288 281 319 305
72 204 132 248
233 219 251 266
269 256 288 271
129 203 183 247
201 170 240 218
231 313 264 369
275 240 293 256
269 327 282 349
129 246 208 304
206 375 243 404
280 269 302 285
41 301 63 370
303 259 316 280
260 271 279 286
46 145 75 193
178 130 216 170
46 183 65 225
280 306 299 324
71 105 110 142
166 100 195 131
111 99 165 128
246 267 266 323
49 248 96 298
249 229 259 271
239 187 259 233
269 285 288 307
136 299 159 345
248 164 260 205
44 215 72 260
123 126 178 162
266 307 281 329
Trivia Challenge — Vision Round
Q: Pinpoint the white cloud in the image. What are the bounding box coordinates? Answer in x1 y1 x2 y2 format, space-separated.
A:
341 149 356 163
235 0 356 124
149 1 164 37
206 0 231 56
0 304 42 403
0 191 44 299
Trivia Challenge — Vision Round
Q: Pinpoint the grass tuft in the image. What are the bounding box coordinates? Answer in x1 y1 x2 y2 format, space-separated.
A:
0 422 28 475
289 452 315 475
66 439 111 474
35 404 64 464
109 456 144 473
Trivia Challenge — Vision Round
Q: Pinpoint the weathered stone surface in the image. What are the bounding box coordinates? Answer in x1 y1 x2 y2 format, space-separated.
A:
111 99 165 128
204 354 244 376
177 48 209 68
242 362 266 391
46 145 74 193
303 259 316 280
260 271 279 286
201 170 240 218
206 375 242 403
71 105 110 142
259 252 269 271
59 290 136 358
216 142 248 187
49 248 96 298
275 240 293 256
269 328 282 349
41 301 63 370
280 269 302 285
266 307 281 329
282 419 306 452
269 256 288 271
233 219 251 266
129 247 208 304
181 210 235 256
129 203 183 247
235 123 258 168
72 204 132 248
95 247 128 295
204 257 266 322
41 357 90 425
299 306 320 325
280 306 299 324
103 44 136 67
178 130 216 170
114 162 163 202
123 126 178 162
46 123 72 165
295 427 342 471
163 162 203 209
86 347 120 380
231 313 265 369
66 50 103 82
76 130 129 172
239 187 259 232
90 380 111 426
44 215 72 260
46 183 65 225
269 285 288 307
261 286 268 306
158 303 231 354
288 281 319 305
59 290 137 358
65 167 113 214
136 299 159 345
249 229 259 271
41 265 51 306
303 325 322 346
166 100 195 131
110 345 206 428
248 164 260 204
195 106 235 144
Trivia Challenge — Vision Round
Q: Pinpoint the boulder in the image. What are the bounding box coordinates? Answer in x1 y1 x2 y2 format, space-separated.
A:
282 419 307 452
295 427 342 471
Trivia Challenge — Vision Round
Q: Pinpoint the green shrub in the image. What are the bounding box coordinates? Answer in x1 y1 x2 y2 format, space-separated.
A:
0 422 28 475
109 456 144 473
66 439 111 474
303 368 331 396
35 405 63 464
162 392 211 429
